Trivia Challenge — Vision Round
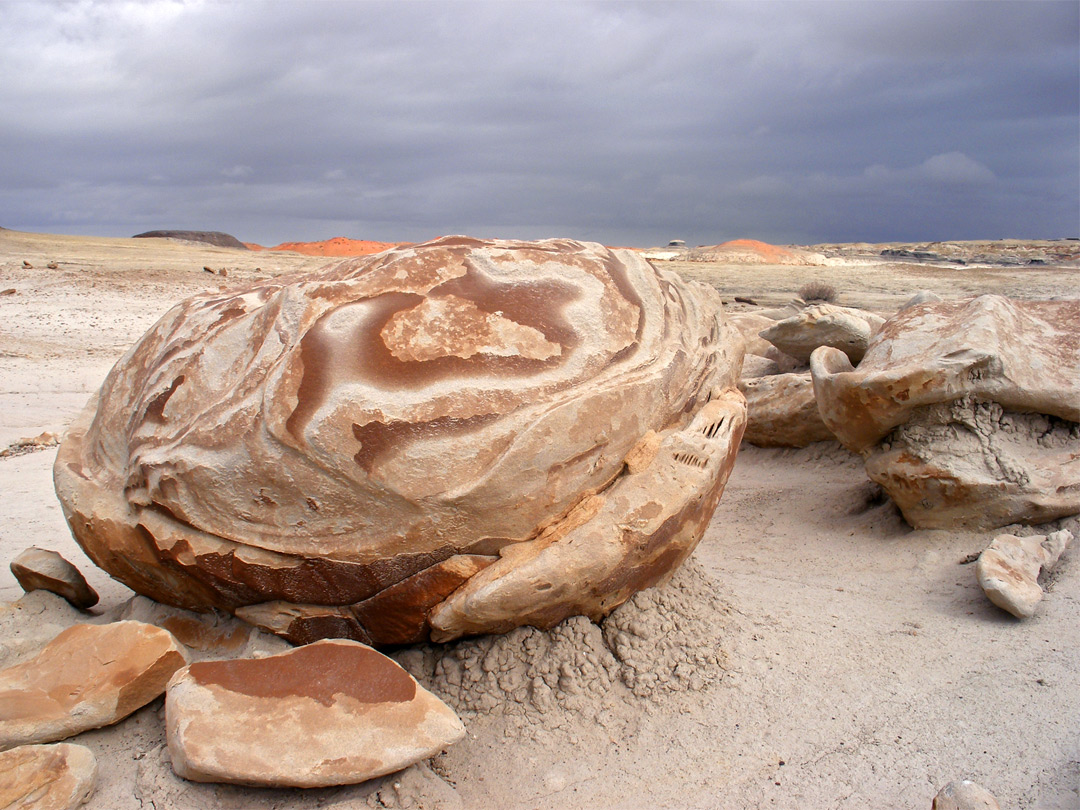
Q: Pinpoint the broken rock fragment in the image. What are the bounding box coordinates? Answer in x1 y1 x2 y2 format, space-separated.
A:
10 547 98 609
0 743 97 810
0 621 188 750
54 236 746 642
166 639 466 787
932 780 1001 810
976 530 1072 618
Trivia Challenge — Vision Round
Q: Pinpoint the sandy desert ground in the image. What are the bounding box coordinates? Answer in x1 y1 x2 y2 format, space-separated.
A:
0 227 1078 809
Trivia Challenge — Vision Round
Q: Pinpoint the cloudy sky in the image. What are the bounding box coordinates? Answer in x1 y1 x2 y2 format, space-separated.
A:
1 1 1076 247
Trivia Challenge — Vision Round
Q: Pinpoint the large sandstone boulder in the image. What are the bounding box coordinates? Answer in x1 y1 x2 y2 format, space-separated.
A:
54 237 746 643
0 621 188 750
0 743 97 810
166 639 465 787
811 295 1080 529
760 303 885 365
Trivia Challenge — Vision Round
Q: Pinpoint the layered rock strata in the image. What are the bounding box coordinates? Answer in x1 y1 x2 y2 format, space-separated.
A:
54 237 746 642
165 639 465 787
811 295 1080 529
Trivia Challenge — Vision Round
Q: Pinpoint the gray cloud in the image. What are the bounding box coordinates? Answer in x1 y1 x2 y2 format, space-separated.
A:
1 0 1076 246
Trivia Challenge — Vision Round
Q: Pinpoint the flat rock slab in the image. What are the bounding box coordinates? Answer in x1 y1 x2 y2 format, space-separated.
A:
166 638 466 787
0 621 188 750
9 547 99 609
0 742 97 809
977 530 1073 618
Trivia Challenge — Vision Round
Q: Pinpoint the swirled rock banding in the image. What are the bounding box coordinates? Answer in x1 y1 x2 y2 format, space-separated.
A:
55 237 746 642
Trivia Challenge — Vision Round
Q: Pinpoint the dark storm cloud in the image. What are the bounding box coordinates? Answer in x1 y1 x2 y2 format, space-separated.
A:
0 0 1076 245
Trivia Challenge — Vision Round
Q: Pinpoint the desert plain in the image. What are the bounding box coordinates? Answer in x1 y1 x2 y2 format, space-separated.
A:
0 226 1078 809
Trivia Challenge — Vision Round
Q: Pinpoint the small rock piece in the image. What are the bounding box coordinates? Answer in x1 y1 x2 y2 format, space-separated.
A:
47 261 59 269
0 743 96 810
10 548 99 609
0 621 189 750
1 288 16 295
977 530 1073 618
760 303 885 365
932 779 1001 809
22 260 32 268
166 639 466 787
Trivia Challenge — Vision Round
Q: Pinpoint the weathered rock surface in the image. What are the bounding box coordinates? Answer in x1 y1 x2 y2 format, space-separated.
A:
55 237 746 642
9 547 98 609
977 530 1073 618
165 639 465 787
932 780 1001 810
0 621 188 750
812 295 1080 529
739 372 834 447
760 303 885 365
0 743 97 810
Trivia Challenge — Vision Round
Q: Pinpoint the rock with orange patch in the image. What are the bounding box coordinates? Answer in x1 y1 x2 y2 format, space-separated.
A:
0 743 97 810
165 639 465 787
9 547 98 609
977 530 1072 618
0 621 188 750
54 236 745 642
811 295 1080 529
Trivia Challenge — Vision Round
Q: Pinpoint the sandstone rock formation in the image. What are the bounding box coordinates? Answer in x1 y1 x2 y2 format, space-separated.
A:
760 303 885 365
739 372 834 447
54 237 746 643
9 548 98 609
165 639 465 787
0 621 188 749
0 743 97 810
812 295 1080 529
976 530 1073 618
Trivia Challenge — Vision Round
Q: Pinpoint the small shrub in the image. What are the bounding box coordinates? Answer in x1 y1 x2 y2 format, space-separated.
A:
798 280 838 303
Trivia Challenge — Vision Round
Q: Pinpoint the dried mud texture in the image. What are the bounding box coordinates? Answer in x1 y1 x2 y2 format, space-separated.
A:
54 237 745 643
393 560 732 729
812 295 1080 529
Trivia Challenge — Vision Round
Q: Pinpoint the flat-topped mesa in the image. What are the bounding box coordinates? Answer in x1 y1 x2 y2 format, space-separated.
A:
55 237 747 643
811 295 1080 530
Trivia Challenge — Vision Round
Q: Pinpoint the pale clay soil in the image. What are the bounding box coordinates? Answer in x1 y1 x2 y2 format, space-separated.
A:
0 228 1078 809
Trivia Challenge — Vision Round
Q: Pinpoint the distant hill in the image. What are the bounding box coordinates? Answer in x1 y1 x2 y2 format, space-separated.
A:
245 236 407 257
133 230 248 249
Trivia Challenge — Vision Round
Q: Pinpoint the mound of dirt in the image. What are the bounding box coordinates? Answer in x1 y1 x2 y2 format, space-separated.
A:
246 236 406 256
391 559 735 737
687 240 825 265
132 231 248 250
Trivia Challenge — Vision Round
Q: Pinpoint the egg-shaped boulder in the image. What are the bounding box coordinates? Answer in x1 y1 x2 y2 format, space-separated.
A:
55 237 746 643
